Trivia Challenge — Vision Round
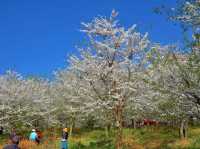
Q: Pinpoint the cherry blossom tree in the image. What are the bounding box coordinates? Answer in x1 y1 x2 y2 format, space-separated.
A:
0 71 54 131
64 10 163 149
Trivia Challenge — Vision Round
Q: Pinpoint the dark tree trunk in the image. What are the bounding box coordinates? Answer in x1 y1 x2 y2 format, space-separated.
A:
131 119 137 129
179 119 188 139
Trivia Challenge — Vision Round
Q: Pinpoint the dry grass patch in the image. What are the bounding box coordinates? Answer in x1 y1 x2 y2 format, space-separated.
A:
19 140 38 149
122 137 144 149
172 139 190 148
144 140 162 149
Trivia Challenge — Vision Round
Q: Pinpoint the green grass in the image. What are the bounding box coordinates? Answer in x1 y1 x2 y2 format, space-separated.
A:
68 126 200 149
1 126 200 149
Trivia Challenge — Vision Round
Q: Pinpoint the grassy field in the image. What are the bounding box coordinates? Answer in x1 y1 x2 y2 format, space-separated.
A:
1 126 200 149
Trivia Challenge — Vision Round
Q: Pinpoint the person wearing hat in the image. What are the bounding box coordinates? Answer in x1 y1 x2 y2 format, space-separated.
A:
29 129 38 142
3 136 20 149
61 128 68 149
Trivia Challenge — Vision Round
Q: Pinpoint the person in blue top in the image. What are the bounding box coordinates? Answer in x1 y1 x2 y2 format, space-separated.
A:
29 129 38 142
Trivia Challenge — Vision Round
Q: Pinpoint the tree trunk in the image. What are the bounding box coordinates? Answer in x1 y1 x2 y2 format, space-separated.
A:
179 119 188 139
116 123 123 149
105 126 108 138
115 100 123 149
69 116 75 137
69 123 73 137
184 119 188 139
105 124 111 138
131 118 137 128
133 119 137 129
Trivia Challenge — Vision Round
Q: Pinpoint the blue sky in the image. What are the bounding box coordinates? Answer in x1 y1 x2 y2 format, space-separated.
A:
0 0 182 78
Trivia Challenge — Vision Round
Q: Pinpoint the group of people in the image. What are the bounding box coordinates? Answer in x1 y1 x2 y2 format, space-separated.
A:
2 127 69 149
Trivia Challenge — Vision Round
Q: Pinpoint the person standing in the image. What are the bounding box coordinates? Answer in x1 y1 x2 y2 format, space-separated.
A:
29 129 38 142
3 136 20 149
35 129 43 144
61 128 68 149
